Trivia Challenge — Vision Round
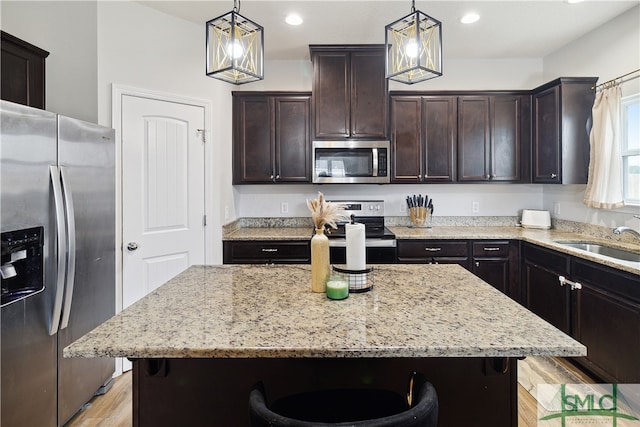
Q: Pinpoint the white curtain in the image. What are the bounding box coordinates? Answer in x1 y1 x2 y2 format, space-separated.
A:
584 85 625 209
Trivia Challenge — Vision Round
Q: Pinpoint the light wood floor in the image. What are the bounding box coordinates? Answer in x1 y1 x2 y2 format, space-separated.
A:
64 357 593 427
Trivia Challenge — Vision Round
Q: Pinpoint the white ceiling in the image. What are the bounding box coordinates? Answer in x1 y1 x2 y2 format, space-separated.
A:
139 0 639 61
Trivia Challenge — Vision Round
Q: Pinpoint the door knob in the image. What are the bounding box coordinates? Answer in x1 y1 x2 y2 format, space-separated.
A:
127 242 139 251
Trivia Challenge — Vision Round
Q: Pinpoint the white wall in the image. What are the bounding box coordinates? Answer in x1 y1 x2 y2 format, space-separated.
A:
541 5 640 229
1 1 98 122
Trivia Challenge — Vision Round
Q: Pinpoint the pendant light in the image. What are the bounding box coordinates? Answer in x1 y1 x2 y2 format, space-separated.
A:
385 0 442 84
206 0 264 84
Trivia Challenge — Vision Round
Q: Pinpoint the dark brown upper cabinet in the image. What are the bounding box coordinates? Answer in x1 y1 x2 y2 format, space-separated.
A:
310 45 388 140
390 95 456 182
532 77 597 184
458 95 526 182
1 31 49 109
233 92 311 184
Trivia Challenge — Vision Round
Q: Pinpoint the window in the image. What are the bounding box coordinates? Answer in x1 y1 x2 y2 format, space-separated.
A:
622 93 640 205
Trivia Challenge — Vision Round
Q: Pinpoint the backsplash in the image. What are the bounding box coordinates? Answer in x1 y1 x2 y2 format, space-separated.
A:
223 216 639 246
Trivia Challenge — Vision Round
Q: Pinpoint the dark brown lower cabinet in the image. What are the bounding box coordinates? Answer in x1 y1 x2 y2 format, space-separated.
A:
471 240 519 300
397 239 520 300
522 242 640 383
521 243 571 334
396 240 470 269
223 240 310 264
571 258 640 383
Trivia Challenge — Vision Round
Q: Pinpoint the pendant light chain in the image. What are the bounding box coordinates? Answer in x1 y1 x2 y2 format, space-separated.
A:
233 0 240 13
411 0 416 13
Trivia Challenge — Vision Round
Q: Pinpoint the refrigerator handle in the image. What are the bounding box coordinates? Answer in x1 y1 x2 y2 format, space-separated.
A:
59 166 76 329
49 166 67 336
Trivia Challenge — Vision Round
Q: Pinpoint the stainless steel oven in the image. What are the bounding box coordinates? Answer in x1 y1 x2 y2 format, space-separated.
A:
325 200 396 264
312 141 390 184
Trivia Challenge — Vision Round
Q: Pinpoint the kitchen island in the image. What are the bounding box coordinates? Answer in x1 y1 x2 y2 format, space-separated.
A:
66 264 585 426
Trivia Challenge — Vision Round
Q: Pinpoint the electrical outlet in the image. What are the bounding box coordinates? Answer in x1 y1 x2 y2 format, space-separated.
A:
280 202 289 214
472 201 480 213
224 205 230 220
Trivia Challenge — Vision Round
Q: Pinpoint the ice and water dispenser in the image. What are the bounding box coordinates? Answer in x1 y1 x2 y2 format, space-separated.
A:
1 226 45 306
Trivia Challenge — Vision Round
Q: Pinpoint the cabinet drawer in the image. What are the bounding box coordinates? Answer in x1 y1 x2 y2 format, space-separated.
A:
473 241 509 257
521 242 570 276
572 258 640 303
223 241 310 264
397 240 469 259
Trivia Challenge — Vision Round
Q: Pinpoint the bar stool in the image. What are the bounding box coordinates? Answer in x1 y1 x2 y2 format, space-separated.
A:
248 372 438 427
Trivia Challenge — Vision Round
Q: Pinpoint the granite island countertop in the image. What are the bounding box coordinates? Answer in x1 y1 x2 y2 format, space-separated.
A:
224 225 640 275
65 264 586 360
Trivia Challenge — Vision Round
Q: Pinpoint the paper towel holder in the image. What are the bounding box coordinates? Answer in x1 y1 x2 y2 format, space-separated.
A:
332 265 374 293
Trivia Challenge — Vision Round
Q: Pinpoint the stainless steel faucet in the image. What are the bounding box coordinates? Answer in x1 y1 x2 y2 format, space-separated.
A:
613 215 640 239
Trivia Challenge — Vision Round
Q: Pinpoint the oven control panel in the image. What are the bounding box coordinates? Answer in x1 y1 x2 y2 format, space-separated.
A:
328 200 385 217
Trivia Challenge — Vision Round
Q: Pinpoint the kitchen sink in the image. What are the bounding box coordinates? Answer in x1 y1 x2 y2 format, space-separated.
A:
553 241 640 263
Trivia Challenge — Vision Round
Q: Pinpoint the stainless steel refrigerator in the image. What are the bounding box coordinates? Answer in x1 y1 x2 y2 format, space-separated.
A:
1 100 115 426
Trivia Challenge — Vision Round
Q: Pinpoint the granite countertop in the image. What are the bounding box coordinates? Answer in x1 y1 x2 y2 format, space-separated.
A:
65 264 585 360
224 224 640 275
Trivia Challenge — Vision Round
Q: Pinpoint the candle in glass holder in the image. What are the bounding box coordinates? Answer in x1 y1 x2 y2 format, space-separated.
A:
326 276 349 300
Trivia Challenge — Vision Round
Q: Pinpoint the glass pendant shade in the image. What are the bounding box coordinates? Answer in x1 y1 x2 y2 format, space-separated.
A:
385 10 442 84
206 10 264 84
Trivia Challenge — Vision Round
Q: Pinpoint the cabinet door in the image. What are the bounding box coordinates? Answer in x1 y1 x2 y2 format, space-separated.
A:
571 259 640 383
233 96 273 183
532 86 561 183
390 97 422 182
521 244 571 334
458 97 490 181
573 284 640 383
1 31 48 109
473 259 509 295
312 52 349 139
522 261 571 334
423 97 456 182
490 96 521 181
350 50 387 138
274 96 311 182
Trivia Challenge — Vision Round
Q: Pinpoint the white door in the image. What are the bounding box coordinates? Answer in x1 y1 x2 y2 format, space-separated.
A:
121 95 206 309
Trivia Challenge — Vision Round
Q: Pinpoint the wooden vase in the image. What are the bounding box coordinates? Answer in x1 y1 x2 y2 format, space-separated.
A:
311 228 330 292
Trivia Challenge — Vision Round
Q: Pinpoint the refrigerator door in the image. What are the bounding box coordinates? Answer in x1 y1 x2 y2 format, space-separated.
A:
56 115 116 425
1 100 58 426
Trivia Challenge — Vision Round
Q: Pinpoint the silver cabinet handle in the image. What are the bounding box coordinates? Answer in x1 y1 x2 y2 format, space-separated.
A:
127 242 139 251
483 247 501 251
424 247 442 252
59 167 76 330
475 261 480 267
551 173 558 179
558 275 582 290
261 248 278 252
49 166 67 336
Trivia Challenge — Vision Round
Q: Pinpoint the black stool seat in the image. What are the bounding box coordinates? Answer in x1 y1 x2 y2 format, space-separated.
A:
249 372 438 427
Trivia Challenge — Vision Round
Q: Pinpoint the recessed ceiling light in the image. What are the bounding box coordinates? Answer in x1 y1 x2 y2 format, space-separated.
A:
285 13 303 26
460 13 480 24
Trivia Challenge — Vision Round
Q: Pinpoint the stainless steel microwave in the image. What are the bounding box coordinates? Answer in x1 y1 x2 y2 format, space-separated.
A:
312 141 390 184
